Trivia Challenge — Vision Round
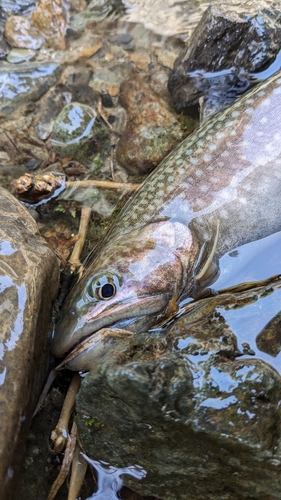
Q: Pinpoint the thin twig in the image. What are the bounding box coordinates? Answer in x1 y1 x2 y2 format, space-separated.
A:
67 443 88 500
50 374 81 453
68 206 92 273
47 421 78 500
65 180 141 191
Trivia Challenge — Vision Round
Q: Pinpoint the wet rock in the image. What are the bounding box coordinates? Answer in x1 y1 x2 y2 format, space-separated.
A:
116 76 187 175
0 62 62 117
88 61 132 95
51 102 111 163
32 87 67 141
155 48 177 71
1 0 36 16
0 186 59 499
0 8 10 59
4 16 44 50
256 311 281 357
32 0 68 50
76 279 281 499
70 0 124 31
168 1 281 116
10 172 65 205
129 52 151 72
6 48 36 64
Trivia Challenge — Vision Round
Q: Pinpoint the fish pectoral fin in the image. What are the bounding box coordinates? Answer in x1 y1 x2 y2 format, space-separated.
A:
194 219 220 286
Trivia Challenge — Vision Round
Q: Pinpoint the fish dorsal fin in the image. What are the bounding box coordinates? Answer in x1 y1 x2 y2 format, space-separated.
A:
194 219 220 285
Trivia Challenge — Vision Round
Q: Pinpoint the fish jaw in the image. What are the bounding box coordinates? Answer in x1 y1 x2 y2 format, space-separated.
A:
52 291 169 358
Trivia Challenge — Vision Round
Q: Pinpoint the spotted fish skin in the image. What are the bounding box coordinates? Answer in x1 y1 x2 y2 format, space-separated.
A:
53 71 281 360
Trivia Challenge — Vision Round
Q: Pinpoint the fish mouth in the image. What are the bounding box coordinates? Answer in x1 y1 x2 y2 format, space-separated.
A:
52 293 169 358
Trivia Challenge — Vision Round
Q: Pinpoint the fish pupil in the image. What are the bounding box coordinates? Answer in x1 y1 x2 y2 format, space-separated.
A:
100 282 115 299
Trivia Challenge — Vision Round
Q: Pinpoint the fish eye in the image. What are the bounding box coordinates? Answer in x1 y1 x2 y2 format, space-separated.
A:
88 273 119 301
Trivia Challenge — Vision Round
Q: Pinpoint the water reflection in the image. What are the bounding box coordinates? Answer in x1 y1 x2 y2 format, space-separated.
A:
83 454 146 500
123 0 218 38
215 230 281 290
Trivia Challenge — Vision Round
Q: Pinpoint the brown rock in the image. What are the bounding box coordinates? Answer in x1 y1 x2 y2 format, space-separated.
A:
32 0 67 50
0 187 59 499
129 52 151 72
116 76 186 174
4 16 44 50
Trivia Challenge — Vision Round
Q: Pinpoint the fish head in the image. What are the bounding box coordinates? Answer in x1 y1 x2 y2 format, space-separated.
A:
52 220 194 358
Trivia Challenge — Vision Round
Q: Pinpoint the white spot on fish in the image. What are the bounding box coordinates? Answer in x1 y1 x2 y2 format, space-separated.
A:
231 110 240 117
209 144 217 151
256 156 269 166
190 157 198 165
216 131 225 139
221 150 230 157
199 184 208 193
195 170 203 178
245 107 254 114
260 116 268 124
258 90 266 96
203 154 212 162
225 120 235 128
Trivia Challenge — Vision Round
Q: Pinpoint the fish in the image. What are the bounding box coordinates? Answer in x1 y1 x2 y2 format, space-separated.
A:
52 70 281 363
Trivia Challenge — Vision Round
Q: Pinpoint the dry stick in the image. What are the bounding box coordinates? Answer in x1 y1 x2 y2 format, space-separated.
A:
47 421 78 500
68 206 92 273
65 179 141 191
50 373 81 454
67 443 88 500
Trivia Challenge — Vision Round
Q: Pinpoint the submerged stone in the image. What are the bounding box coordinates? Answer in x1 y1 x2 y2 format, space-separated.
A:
0 62 62 116
51 102 111 164
116 76 188 174
4 15 44 50
6 48 36 64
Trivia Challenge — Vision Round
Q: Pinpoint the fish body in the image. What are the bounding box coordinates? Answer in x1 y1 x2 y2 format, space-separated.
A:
53 70 281 360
